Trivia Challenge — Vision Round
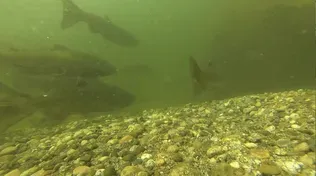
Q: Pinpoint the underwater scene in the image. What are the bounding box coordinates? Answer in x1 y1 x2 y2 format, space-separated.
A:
0 0 315 175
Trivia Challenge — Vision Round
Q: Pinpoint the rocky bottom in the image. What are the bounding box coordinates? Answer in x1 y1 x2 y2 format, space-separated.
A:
0 89 315 176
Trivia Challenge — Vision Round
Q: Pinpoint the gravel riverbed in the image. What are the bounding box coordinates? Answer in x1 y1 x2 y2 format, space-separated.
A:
0 89 315 176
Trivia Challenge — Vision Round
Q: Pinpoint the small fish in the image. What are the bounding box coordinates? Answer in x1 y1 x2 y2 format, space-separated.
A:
60 0 139 47
189 56 221 95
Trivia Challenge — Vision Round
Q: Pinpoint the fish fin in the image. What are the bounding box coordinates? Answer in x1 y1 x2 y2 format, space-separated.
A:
189 56 208 95
52 67 66 77
103 15 112 23
60 0 84 30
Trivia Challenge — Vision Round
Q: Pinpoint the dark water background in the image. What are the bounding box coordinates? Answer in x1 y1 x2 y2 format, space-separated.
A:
0 0 315 132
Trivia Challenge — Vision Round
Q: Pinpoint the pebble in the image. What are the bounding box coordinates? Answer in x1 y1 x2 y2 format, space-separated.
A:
0 146 18 156
141 153 152 160
250 149 270 159
95 169 105 176
98 156 108 162
80 154 92 161
290 113 300 120
62 135 72 142
277 106 287 112
67 148 77 156
81 140 88 146
103 166 117 176
258 164 281 175
156 158 166 166
276 138 291 147
20 166 38 176
274 148 288 156
145 159 156 168
299 154 314 167
207 146 225 158
120 166 144 176
171 153 183 162
255 102 261 107
74 130 84 138
281 161 303 175
119 135 134 144
169 163 200 176
291 124 301 129
107 139 118 145
31 169 45 176
265 126 275 133
4 169 20 176
230 161 240 168
73 166 91 176
307 138 316 151
294 142 310 153
167 145 179 153
245 142 257 148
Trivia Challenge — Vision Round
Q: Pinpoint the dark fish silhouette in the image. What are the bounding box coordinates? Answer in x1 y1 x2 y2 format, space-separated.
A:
61 0 139 47
189 56 221 95
32 79 135 121
0 44 117 79
0 78 136 130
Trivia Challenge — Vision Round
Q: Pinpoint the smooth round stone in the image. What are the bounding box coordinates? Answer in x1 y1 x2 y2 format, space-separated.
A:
258 164 281 175
73 166 91 176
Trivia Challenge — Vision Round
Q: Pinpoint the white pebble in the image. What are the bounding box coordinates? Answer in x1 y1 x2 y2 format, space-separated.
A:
230 161 240 169
95 169 105 176
98 156 108 162
290 113 300 120
245 142 257 148
62 136 72 142
265 125 275 133
81 140 88 146
74 130 83 138
141 153 152 160
290 120 296 124
209 158 217 164
145 159 155 168
282 161 303 175
291 124 300 129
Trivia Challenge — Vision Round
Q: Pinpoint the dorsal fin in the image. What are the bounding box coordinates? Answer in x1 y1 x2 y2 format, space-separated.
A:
103 15 111 23
189 56 207 95
61 0 83 30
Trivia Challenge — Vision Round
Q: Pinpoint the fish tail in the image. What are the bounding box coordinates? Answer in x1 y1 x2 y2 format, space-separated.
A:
60 0 85 30
189 56 207 95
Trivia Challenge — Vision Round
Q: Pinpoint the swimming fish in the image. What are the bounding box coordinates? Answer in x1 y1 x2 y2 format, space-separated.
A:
61 0 139 47
0 44 117 79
